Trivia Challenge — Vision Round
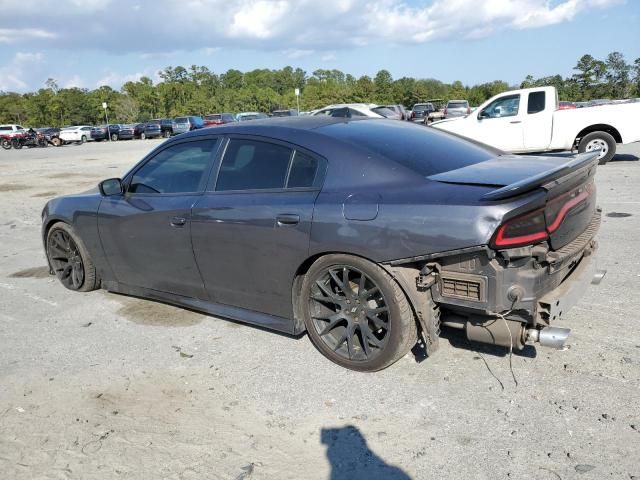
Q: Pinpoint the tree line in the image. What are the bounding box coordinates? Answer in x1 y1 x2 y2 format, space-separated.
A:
0 51 638 127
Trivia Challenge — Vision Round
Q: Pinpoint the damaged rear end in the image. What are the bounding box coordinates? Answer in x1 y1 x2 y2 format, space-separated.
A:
403 152 602 352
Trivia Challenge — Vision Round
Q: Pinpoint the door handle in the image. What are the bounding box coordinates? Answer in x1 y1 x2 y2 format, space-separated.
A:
170 216 186 227
276 214 300 226
510 120 522 124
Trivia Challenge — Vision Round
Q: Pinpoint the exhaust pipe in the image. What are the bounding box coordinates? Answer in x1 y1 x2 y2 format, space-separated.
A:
526 327 571 349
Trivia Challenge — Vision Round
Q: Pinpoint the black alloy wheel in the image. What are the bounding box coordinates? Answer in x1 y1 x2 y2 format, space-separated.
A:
46 223 98 292
302 254 417 371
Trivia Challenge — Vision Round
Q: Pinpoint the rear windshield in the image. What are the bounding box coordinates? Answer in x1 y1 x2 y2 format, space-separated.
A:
448 101 468 108
320 120 496 176
205 114 221 120
412 104 433 111
175 117 188 123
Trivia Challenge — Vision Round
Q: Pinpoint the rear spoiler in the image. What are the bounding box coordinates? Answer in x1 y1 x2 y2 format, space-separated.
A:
481 152 600 201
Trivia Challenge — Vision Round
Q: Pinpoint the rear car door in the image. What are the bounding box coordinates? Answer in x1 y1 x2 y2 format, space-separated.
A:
191 136 326 318
522 90 553 151
98 138 219 299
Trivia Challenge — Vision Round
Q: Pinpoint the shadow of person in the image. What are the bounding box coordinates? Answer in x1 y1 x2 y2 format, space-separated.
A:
321 426 412 480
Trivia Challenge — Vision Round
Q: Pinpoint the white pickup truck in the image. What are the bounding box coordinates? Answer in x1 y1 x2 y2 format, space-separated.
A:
431 86 640 164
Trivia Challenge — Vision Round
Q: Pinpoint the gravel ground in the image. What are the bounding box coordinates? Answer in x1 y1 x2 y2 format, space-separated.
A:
1 138 639 480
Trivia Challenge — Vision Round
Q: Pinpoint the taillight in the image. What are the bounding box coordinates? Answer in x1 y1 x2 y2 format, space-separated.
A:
467 107 471 114
493 209 548 248
411 111 415 119
492 181 594 249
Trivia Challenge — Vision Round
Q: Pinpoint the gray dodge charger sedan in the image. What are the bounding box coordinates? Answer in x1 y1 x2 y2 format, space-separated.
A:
42 117 601 371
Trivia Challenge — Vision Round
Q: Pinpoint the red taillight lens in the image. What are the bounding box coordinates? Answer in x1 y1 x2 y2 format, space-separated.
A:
467 107 471 114
493 209 548 248
492 182 594 249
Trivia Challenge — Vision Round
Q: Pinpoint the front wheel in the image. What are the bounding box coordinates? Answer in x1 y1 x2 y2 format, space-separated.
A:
110 133 118 141
46 222 98 292
578 131 616 165
140 132 146 140
11 138 22 149
301 254 417 372
51 137 62 147
80 135 87 143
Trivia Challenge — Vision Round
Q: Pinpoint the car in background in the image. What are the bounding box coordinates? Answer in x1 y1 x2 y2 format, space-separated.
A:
0 124 27 136
558 101 577 110
272 109 299 117
236 112 269 122
410 103 435 123
133 123 146 139
117 125 136 140
382 105 409 120
312 104 384 118
203 113 236 127
444 100 471 119
142 119 175 139
91 125 121 141
60 126 93 144
173 116 204 135
36 127 62 146
371 106 402 120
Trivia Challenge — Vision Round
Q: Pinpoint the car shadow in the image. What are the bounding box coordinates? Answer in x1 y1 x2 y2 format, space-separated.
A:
611 153 639 162
439 327 537 359
321 426 412 480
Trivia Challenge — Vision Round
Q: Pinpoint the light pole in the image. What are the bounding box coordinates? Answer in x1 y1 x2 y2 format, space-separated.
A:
295 88 300 114
102 102 110 141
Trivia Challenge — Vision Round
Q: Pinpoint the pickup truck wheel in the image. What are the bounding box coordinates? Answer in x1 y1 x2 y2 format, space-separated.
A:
301 254 418 372
578 131 616 165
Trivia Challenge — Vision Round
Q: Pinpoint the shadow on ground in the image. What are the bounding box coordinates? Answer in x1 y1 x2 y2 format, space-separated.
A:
611 153 639 162
321 425 411 480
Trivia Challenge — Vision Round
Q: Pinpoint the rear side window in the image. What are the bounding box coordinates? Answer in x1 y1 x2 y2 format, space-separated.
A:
287 151 322 188
527 91 546 114
216 139 292 191
129 140 217 194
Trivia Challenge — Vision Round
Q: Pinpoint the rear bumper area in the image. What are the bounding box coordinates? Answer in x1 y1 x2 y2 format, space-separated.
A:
430 210 601 328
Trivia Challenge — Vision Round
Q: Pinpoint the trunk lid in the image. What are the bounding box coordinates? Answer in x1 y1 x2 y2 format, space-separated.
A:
429 152 599 250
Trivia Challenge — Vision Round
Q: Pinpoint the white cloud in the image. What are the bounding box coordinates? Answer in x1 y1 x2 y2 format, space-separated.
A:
0 28 56 43
282 49 314 59
0 51 44 91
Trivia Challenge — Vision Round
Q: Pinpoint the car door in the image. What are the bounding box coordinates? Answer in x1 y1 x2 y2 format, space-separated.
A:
522 90 553 151
191 136 326 319
475 93 524 151
98 138 220 299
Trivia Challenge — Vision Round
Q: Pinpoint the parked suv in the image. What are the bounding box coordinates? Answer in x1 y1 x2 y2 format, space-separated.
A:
204 113 236 127
173 116 204 135
444 100 471 119
91 125 121 141
142 118 174 138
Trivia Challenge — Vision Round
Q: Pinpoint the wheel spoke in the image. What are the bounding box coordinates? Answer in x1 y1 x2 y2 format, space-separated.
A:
345 324 355 359
360 286 379 299
366 312 388 330
342 267 354 296
328 269 344 290
333 330 348 351
317 315 343 336
358 273 366 295
361 323 383 348
315 280 340 301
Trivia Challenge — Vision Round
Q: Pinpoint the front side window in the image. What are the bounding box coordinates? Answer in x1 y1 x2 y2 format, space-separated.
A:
527 91 546 114
480 94 520 119
129 140 217 194
216 139 292 191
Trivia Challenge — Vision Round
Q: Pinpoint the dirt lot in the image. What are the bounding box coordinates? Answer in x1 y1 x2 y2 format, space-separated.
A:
1 138 639 480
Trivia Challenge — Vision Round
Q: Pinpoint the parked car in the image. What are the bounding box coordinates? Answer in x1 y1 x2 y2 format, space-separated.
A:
203 113 236 127
60 126 93 144
444 100 471 119
236 112 269 122
312 104 384 118
271 109 299 117
133 123 146 139
91 125 121 141
371 106 402 120
117 125 135 140
432 86 640 164
410 103 435 123
41 117 602 371
382 105 409 120
37 127 62 146
173 116 204 135
0 124 27 136
558 101 577 110
142 119 174 138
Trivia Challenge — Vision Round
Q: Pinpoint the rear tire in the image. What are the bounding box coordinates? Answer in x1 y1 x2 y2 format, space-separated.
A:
301 254 417 372
578 131 616 165
111 133 118 141
140 133 146 140
1 138 11 149
80 135 87 143
46 222 99 292
11 138 22 149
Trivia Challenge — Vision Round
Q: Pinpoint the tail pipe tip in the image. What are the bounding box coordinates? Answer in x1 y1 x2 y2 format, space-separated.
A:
527 327 571 349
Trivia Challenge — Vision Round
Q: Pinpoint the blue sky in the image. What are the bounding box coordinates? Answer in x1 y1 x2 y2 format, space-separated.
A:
0 0 638 92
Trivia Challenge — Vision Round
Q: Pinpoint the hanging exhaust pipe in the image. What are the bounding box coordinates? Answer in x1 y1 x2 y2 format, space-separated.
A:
526 327 571 349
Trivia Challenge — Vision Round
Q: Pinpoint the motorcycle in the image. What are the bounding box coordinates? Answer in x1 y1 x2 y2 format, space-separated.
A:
10 129 48 149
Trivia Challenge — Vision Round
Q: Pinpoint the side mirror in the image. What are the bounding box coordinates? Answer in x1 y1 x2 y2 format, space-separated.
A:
99 178 123 196
478 110 489 120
